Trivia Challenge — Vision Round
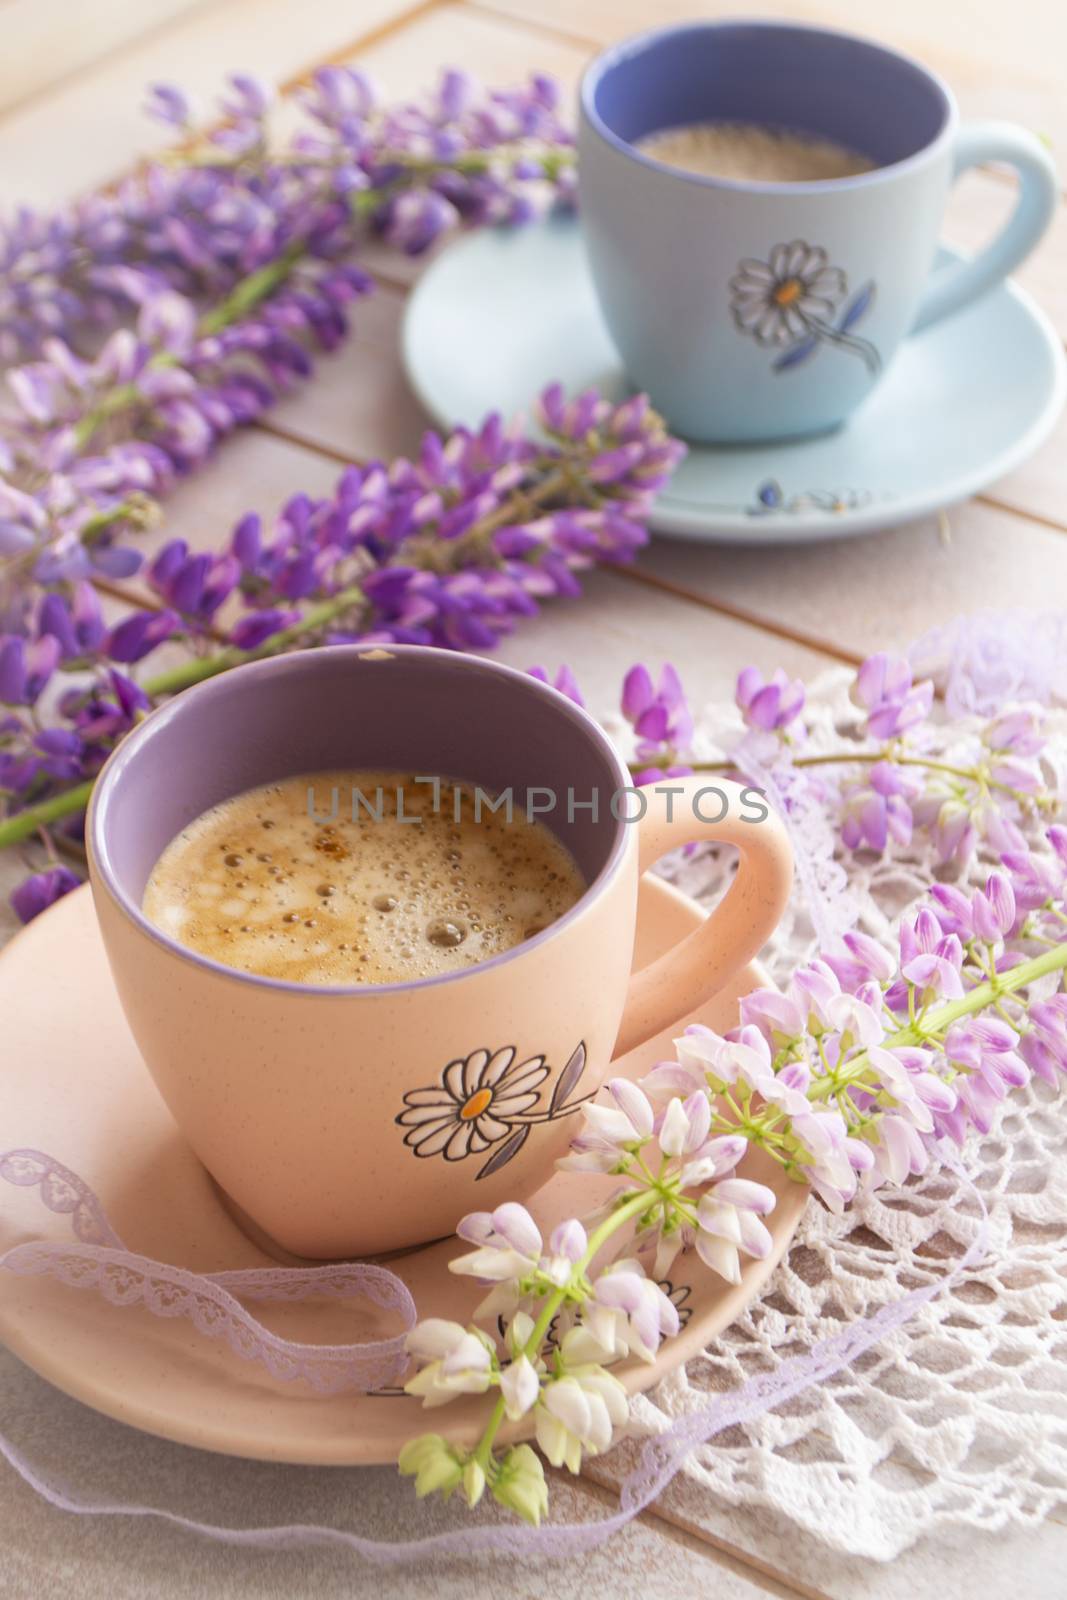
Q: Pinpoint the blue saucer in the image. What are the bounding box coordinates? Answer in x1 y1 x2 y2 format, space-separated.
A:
402 217 1065 545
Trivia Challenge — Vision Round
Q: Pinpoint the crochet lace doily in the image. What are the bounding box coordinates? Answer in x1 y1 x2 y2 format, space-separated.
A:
625 615 1067 1561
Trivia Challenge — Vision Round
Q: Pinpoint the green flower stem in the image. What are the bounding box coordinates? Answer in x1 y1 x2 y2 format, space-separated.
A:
73 238 310 450
0 581 366 851
0 779 96 840
664 750 1042 807
807 941 1067 1103
471 1188 653 1475
197 237 307 335
412 465 570 573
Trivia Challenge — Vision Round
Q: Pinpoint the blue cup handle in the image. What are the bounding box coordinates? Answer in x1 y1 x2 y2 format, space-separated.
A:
913 122 1058 332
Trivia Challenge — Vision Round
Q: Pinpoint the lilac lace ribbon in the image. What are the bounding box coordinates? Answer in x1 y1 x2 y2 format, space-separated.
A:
0 1147 989 1564
0 1149 416 1394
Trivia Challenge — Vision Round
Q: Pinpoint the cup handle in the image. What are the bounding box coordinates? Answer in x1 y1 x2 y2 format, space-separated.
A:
612 777 793 1059
912 121 1058 333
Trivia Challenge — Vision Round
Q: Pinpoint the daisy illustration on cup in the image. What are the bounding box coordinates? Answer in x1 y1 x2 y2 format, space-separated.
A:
730 239 881 375
397 1041 590 1178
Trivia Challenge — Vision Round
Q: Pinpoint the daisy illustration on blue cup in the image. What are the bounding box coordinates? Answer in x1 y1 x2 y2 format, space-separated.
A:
729 241 881 375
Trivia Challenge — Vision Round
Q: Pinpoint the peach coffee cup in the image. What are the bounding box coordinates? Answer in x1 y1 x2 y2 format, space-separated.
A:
87 646 792 1258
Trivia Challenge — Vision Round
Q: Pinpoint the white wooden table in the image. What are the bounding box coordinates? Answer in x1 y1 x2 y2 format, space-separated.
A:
1 2 1065 1595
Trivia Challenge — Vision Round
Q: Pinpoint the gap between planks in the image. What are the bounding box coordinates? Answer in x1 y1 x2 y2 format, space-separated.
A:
562 1466 826 1600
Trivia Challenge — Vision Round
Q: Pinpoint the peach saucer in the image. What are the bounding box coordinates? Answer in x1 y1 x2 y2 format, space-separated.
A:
0 880 806 1465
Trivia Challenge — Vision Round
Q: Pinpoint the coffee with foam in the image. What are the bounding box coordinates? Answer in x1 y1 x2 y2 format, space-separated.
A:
637 121 874 183
142 770 586 986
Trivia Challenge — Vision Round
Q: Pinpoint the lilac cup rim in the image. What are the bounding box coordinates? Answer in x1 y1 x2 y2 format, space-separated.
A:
579 17 959 196
87 645 634 998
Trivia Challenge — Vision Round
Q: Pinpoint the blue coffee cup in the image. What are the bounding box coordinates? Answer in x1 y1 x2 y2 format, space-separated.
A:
578 21 1058 442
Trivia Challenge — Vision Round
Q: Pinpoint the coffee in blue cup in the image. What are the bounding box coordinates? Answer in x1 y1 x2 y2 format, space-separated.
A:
578 21 1058 442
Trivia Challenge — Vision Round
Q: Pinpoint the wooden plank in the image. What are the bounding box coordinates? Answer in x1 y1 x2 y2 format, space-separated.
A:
985 408 1067 530
265 284 430 463
344 0 586 96
634 500 1067 661
0 0 426 205
0 0 209 115
484 567 834 713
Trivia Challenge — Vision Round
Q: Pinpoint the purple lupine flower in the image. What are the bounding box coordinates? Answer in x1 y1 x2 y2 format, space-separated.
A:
37 581 106 659
944 1018 1029 1096
62 667 150 745
921 796 975 863
884 912 965 1009
1020 997 1067 1085
528 664 584 707
144 83 190 126
735 665 805 733
110 668 150 722
984 706 1045 757
840 761 917 852
230 511 263 571
898 907 943 966
589 1262 679 1358
1048 826 1067 871
824 930 896 991
228 607 299 650
871 1113 930 1184
33 726 87 781
655 1088 713 1164
138 290 198 358
621 663 694 761
0 633 60 704
540 1219 587 1288
11 866 82 924
929 883 975 937
900 938 965 1003
971 871 1017 941
379 190 460 255
854 652 934 739
105 608 179 663
304 64 376 127
1000 847 1065 912
220 72 271 122
147 540 239 621
695 1174 777 1283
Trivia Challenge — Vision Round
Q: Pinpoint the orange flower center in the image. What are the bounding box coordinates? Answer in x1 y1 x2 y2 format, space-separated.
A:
460 1087 494 1120
773 278 803 306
